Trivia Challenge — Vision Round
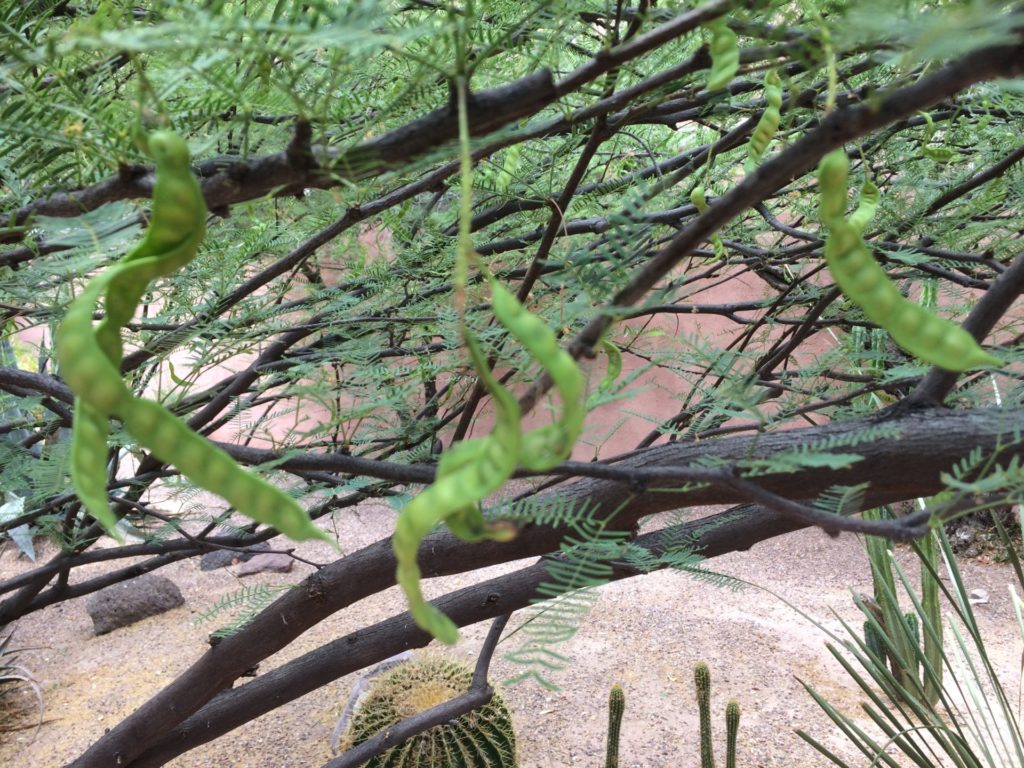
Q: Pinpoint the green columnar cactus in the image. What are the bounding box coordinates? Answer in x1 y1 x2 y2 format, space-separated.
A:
338 657 517 768
725 700 740 768
861 510 943 707
918 531 943 707
904 612 920 647
605 684 625 768
863 619 887 662
695 662 715 768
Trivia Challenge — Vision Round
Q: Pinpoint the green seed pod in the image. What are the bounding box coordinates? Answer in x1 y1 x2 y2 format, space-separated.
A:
96 131 207 368
848 179 880 234
691 187 727 260
56 131 335 549
338 657 517 768
55 266 134 416
705 18 739 91
746 70 782 170
488 275 584 471
69 401 121 540
119 395 331 543
817 149 849 223
691 186 709 212
817 151 1000 372
598 339 622 391
393 333 522 645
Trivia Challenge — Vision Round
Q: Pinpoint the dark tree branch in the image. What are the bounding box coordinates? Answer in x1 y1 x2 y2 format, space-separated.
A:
520 33 1024 413
66 407 1024 768
904 249 1024 408
119 492 922 768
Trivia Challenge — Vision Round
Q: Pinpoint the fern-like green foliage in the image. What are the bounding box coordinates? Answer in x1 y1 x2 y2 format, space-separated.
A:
193 583 293 639
503 508 628 689
1 10 1022 759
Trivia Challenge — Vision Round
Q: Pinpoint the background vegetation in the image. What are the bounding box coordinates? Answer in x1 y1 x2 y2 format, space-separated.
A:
1 0 1023 765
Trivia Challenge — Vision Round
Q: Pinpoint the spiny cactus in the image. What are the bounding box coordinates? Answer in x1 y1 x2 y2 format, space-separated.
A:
337 657 517 768
605 684 625 768
694 662 715 768
863 618 887 662
860 513 943 707
693 662 741 768
725 700 740 768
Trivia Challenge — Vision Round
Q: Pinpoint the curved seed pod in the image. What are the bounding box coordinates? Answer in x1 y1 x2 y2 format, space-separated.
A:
69 400 120 540
817 148 849 224
57 132 331 546
488 276 584 471
96 131 207 367
824 218 1000 372
56 265 135 540
598 338 622 391
55 265 134 416
392 332 522 645
746 70 782 169
120 395 332 543
691 186 709 212
691 186 727 260
848 179 880 234
706 17 739 91
818 149 999 372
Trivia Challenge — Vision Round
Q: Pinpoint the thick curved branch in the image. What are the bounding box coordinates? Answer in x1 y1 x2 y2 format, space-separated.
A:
7 0 736 236
67 406 1024 768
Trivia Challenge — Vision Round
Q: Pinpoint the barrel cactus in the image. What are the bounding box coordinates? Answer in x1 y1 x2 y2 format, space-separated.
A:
337 656 517 768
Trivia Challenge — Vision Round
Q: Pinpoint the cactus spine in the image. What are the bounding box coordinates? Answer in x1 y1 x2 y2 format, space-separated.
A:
695 662 715 768
338 657 517 768
725 700 740 768
604 684 625 768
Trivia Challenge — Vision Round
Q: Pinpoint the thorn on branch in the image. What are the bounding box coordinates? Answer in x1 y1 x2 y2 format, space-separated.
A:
285 118 316 172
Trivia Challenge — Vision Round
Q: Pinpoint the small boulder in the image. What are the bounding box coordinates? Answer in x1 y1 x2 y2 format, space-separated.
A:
235 552 294 576
199 542 271 572
86 573 185 635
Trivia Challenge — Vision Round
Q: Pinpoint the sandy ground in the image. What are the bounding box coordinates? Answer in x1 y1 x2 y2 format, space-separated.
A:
1 499 1021 768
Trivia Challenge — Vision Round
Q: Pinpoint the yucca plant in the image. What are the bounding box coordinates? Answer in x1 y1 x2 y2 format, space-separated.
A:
859 506 943 708
0 629 44 736
798 520 1024 767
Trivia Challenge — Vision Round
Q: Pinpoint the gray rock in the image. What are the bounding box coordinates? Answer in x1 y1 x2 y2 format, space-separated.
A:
199 542 271 571
86 573 185 635
235 552 294 576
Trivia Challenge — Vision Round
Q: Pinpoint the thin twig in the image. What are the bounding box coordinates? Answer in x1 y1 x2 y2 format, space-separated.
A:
323 614 511 768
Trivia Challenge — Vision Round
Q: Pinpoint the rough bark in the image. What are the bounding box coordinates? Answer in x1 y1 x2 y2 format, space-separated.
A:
68 406 1024 767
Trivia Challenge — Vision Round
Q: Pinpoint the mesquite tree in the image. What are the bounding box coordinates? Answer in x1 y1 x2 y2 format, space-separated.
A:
1 1 1023 766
